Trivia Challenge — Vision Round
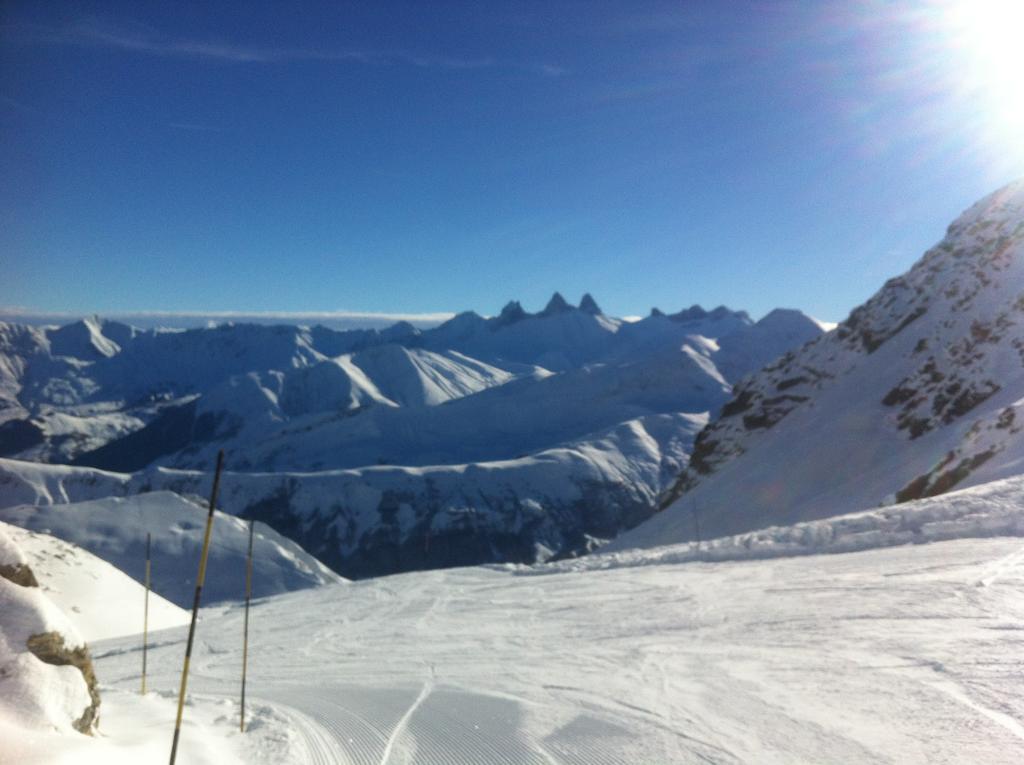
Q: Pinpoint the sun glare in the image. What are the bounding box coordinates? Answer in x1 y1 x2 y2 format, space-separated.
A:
944 0 1024 134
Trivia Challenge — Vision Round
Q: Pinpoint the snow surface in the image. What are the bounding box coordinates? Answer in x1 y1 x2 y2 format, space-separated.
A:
0 492 344 607
5 477 1024 762
593 472 1024 567
88 514 1024 762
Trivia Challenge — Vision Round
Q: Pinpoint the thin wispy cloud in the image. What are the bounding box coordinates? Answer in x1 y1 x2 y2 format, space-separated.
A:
0 307 455 331
7 19 562 75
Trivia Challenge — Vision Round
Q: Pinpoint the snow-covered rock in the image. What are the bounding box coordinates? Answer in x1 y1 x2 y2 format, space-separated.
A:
0 524 99 736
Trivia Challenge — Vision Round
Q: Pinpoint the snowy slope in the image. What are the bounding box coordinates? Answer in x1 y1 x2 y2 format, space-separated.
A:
71 479 1024 764
586 472 1024 569
614 179 1024 551
1 521 187 641
0 492 344 607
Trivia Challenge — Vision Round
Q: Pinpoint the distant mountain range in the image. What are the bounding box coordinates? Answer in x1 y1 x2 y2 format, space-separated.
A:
0 294 824 577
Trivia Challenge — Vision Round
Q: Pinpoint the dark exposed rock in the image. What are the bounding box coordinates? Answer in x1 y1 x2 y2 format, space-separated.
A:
0 419 45 457
895 449 996 503
25 632 100 735
540 292 573 316
720 390 756 418
579 293 602 315
0 562 39 587
494 300 528 328
882 384 917 407
776 377 808 391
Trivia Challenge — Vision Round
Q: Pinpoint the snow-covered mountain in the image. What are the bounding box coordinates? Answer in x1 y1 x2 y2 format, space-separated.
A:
612 178 1024 551
0 294 822 576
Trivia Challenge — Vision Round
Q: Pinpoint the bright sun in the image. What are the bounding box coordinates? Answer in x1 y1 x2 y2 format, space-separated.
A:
944 0 1024 133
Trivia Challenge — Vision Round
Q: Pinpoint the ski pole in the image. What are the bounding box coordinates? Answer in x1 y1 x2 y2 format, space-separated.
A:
169 450 225 765
240 518 254 732
142 532 151 695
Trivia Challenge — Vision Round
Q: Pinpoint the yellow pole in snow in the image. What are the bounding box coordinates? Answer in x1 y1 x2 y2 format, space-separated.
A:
169 450 225 765
240 518 254 732
142 532 151 694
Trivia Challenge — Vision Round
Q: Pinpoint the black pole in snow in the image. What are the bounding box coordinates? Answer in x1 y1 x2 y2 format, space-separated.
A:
169 450 225 765
142 531 151 694
240 518 254 733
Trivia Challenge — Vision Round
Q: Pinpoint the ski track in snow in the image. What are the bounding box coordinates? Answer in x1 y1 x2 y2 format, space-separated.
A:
378 681 432 765
927 677 1024 743
274 701 347 765
977 541 1024 587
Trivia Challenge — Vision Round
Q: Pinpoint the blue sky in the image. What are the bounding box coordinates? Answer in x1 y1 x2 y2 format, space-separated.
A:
2 1 1023 324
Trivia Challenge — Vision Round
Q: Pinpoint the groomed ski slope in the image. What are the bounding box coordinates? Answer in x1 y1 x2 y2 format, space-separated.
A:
74 482 1024 765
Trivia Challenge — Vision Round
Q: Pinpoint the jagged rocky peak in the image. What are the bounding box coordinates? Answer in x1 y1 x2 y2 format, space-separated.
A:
495 299 529 327
650 307 666 318
541 291 574 316
579 293 603 315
